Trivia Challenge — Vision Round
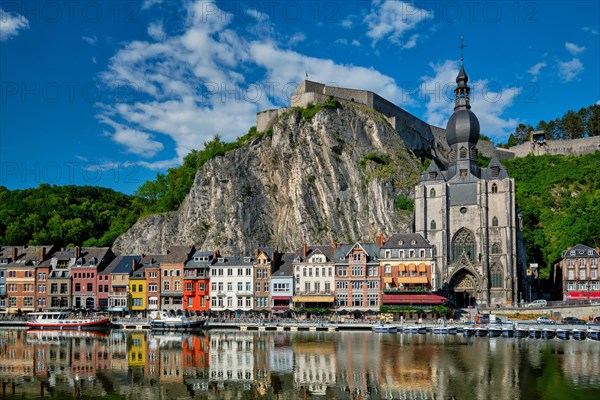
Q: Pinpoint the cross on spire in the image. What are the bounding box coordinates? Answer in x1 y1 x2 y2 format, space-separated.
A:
457 36 467 62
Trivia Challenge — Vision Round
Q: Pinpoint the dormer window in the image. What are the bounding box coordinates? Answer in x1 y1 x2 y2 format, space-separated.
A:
76 258 83 266
411 240 417 245
570 250 576 256
244 257 251 263
89 258 96 266
491 166 500 178
218 257 225 263
194 257 200 262
398 240 404 245
0 259 8 265
589 250 594 255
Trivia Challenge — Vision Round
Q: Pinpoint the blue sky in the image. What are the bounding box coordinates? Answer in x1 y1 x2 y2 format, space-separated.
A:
1 0 598 193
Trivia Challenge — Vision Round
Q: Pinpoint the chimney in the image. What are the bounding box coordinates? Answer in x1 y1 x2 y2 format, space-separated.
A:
331 241 337 249
303 243 307 258
213 248 220 260
75 246 81 259
11 247 18 262
132 258 138 271
255 247 260 258
375 234 384 247
39 247 46 261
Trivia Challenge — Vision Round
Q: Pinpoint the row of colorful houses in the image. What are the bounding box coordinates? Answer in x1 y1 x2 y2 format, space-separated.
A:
0 234 445 315
1 239 597 315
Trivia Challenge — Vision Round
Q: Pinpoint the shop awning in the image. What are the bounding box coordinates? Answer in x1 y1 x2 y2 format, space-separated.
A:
565 291 600 299
271 296 291 300
397 277 429 284
381 294 448 305
418 264 427 272
293 296 335 303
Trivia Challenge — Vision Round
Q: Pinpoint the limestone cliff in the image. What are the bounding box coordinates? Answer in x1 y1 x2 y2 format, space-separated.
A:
112 104 422 255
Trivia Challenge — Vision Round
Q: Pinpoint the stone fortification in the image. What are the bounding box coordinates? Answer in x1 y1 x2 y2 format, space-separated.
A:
258 80 437 157
507 136 600 158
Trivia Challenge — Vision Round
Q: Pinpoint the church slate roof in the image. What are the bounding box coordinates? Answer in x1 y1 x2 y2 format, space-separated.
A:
481 156 509 180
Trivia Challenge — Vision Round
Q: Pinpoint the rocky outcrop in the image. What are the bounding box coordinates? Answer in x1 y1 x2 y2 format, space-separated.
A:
112 104 422 255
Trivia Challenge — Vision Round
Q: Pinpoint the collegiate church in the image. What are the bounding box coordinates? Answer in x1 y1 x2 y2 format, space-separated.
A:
414 59 525 307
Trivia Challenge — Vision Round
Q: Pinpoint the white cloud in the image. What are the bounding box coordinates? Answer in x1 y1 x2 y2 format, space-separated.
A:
334 38 348 45
82 35 97 45
100 117 164 157
401 33 420 49
0 8 29 41
558 58 584 82
142 0 163 10
98 0 415 170
341 19 353 28
364 0 432 46
250 41 413 106
420 60 519 142
92 57 97 64
351 39 360 47
527 62 547 81
148 21 166 41
582 26 599 35
288 32 306 46
246 8 269 22
565 42 585 55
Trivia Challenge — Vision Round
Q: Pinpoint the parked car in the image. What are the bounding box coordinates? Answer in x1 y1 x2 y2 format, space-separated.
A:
561 317 586 325
526 299 547 308
537 316 556 324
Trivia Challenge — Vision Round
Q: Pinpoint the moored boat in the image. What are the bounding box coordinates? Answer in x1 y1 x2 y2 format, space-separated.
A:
528 327 542 338
474 327 488 337
25 311 111 330
488 326 502 337
572 329 586 340
372 323 397 333
587 329 600 341
149 311 205 331
541 328 556 339
501 326 515 338
556 329 570 340
463 327 475 336
515 327 529 338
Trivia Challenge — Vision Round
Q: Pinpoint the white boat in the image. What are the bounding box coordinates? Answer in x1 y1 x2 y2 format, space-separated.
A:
372 324 397 333
149 311 205 331
25 311 111 330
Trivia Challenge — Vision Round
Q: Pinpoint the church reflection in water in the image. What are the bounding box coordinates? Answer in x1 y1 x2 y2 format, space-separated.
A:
0 330 598 399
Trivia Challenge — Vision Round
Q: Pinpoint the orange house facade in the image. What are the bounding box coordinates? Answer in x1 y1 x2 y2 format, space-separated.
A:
183 251 213 314
379 234 435 293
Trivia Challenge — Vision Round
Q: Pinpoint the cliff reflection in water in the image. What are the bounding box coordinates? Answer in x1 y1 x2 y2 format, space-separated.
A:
0 329 599 399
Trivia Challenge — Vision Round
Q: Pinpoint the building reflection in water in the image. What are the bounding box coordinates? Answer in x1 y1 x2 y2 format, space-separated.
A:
0 329 598 399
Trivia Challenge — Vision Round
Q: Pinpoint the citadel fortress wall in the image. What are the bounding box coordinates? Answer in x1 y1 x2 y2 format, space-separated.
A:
256 80 599 160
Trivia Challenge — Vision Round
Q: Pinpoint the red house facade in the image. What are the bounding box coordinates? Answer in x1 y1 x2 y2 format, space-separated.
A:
183 250 213 314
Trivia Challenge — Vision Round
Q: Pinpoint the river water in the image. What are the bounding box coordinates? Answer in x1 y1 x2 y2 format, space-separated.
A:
0 329 598 399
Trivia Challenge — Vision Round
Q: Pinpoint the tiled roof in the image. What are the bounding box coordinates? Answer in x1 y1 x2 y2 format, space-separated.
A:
334 242 380 262
272 252 296 277
381 234 432 249
294 245 335 262
102 255 141 275
562 244 599 258
162 246 194 263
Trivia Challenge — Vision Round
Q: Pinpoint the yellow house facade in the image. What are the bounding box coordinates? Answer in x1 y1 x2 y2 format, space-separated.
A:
130 267 147 314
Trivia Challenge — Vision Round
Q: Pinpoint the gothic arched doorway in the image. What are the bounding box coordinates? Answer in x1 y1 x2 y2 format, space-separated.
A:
451 272 477 308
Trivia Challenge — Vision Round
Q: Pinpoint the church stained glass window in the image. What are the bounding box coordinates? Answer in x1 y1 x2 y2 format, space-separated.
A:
492 216 498 227
490 265 503 288
430 220 436 230
452 228 476 263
